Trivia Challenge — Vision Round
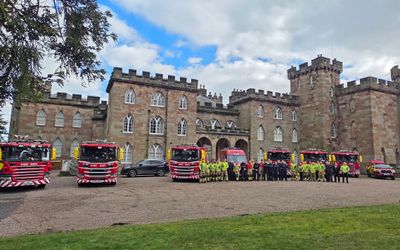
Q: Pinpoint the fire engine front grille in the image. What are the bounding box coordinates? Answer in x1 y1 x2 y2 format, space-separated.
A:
172 166 194 175
13 165 45 181
83 167 111 178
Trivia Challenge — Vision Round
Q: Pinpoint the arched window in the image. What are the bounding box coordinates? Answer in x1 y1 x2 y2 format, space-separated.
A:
36 110 46 126
209 119 221 129
125 89 136 104
274 127 283 142
70 139 79 157
149 144 163 160
330 123 337 138
292 110 297 121
351 121 358 139
274 107 283 120
53 138 62 157
257 105 264 118
292 129 298 143
329 102 335 114
330 87 334 97
178 119 187 136
123 115 134 133
257 126 264 141
257 148 264 162
151 92 165 107
179 95 188 109
55 111 64 127
150 116 164 134
123 143 133 163
226 120 235 129
72 112 81 128
196 118 204 129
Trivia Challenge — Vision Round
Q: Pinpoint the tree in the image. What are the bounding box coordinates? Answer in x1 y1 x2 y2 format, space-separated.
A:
0 0 117 105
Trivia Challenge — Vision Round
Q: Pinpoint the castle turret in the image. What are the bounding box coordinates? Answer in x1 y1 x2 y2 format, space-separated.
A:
391 65 400 83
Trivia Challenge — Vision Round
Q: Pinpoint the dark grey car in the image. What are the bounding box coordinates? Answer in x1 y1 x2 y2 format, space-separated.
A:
120 159 168 177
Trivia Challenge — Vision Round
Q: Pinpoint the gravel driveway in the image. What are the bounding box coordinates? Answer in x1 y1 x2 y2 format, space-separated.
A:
1 172 399 237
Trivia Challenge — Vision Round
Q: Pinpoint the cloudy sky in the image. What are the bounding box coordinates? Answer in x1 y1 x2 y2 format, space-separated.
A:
3 0 400 131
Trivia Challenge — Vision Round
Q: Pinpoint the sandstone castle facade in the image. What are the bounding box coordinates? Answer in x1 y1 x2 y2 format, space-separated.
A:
9 55 400 164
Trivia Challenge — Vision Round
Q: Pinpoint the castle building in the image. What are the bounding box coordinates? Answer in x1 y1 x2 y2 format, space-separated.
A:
9 56 400 164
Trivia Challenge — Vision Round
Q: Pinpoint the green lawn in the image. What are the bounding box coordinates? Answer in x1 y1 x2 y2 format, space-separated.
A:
1 204 400 250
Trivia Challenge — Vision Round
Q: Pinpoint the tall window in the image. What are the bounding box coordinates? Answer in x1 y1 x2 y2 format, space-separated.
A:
257 125 264 141
55 111 64 127
292 129 298 143
226 120 235 129
196 118 204 129
330 87 334 97
72 112 81 128
274 107 283 120
123 143 133 163
274 127 283 142
149 144 163 160
123 115 134 133
150 116 164 134
209 119 221 129
36 110 46 126
329 102 335 114
70 139 79 157
257 148 264 162
178 119 187 136
151 92 165 107
53 138 62 157
257 105 264 118
330 123 337 138
292 110 297 121
179 95 188 109
125 89 136 104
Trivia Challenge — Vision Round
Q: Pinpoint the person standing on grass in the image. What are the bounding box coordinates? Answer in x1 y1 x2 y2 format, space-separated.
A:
341 162 350 183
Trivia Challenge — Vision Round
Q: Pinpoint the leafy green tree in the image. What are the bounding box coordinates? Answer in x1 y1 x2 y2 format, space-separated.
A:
0 0 117 105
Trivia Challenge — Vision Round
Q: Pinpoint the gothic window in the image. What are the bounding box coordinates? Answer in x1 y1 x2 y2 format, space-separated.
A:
209 119 221 129
196 118 204 129
292 110 297 121
329 102 335 114
53 138 62 157
179 95 188 109
122 143 133 163
257 148 264 162
274 127 283 142
72 112 81 128
125 89 136 104
257 105 264 118
55 111 64 127
329 87 334 97
151 92 165 107
123 115 134 133
150 116 164 134
330 123 337 138
178 119 187 136
69 139 79 158
257 126 264 141
149 144 163 160
292 129 298 143
226 120 235 129
36 110 46 126
274 107 283 120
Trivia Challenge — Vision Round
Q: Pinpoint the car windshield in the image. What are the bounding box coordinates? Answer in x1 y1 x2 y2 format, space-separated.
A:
227 155 247 164
171 149 199 162
268 152 290 161
2 146 49 162
336 154 358 162
375 164 393 169
303 153 327 162
80 146 116 162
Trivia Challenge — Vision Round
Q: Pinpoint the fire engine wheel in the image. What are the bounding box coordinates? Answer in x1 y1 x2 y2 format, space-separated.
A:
78 183 85 187
355 174 359 178
172 178 178 182
155 169 166 177
37 184 46 189
391 176 395 180
127 169 137 178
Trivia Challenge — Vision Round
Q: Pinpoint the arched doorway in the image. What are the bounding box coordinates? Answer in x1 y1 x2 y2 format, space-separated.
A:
235 139 249 159
216 138 230 161
197 137 212 162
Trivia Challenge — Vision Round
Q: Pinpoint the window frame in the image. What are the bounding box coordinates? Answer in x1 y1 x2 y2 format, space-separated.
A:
178 95 188 109
149 116 164 135
72 112 82 128
274 126 283 142
274 107 283 120
55 111 64 127
125 89 136 104
257 125 264 141
151 92 165 107
123 115 134 133
36 110 46 126
177 119 187 136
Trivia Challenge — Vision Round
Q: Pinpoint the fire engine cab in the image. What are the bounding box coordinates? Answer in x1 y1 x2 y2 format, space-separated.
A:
331 151 362 177
168 145 207 181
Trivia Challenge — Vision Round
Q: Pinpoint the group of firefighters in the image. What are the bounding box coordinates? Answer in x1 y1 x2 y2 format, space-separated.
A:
199 159 351 183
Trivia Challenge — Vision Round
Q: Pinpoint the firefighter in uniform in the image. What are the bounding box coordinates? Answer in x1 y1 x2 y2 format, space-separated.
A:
253 160 260 181
315 161 320 182
240 162 247 181
233 163 240 181
310 162 316 181
216 161 222 181
228 161 234 180
298 162 304 181
199 161 207 183
221 159 229 181
341 162 350 183
265 160 272 181
208 160 215 182
282 161 288 181
272 161 279 181
247 160 253 181
318 161 325 182
291 162 298 181
334 163 340 183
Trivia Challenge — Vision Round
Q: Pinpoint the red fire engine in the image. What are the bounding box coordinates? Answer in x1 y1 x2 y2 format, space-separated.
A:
300 149 329 164
73 140 123 186
266 148 293 166
0 137 56 188
331 151 362 177
168 145 207 181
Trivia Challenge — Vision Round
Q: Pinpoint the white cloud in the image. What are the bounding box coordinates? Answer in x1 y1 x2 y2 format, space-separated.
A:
188 57 203 64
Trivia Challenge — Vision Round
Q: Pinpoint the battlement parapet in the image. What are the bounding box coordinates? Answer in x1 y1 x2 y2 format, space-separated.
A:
47 92 104 106
229 88 299 106
107 67 199 93
197 101 240 116
287 55 343 80
336 76 400 96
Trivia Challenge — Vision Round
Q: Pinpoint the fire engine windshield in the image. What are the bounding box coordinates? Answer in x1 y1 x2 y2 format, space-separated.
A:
227 155 247 164
171 149 199 162
336 154 358 163
268 152 290 161
80 147 116 162
303 153 327 162
2 146 49 162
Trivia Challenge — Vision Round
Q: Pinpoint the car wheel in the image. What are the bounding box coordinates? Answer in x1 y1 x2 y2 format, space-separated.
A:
127 169 137 177
37 184 46 189
159 169 166 177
